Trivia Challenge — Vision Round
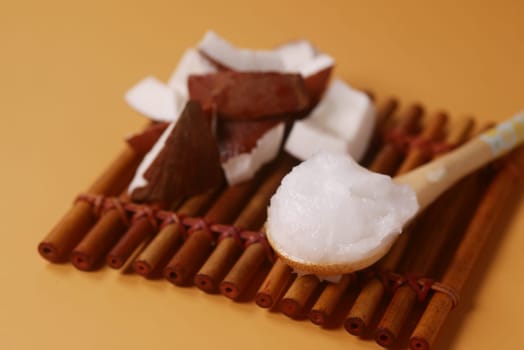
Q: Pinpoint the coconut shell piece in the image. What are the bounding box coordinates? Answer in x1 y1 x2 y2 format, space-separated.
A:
304 63 333 104
188 71 311 120
131 101 224 203
216 118 285 162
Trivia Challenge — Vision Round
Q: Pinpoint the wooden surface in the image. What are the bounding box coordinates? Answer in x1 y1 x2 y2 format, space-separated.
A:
1 1 524 349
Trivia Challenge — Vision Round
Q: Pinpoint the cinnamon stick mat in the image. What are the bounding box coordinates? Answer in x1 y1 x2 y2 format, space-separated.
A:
37 97 524 350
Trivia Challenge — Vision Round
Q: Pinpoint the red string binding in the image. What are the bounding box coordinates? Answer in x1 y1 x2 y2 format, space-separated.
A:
102 197 131 227
384 129 412 154
406 274 434 302
410 136 434 158
182 217 214 241
384 130 455 157
130 205 159 231
431 281 460 308
240 230 275 263
211 225 243 247
431 141 456 156
75 194 106 218
157 211 186 237
378 270 406 294
370 269 460 307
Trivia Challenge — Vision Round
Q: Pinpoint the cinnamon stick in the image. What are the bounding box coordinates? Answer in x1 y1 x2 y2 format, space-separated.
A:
106 205 159 269
361 97 399 166
70 194 130 271
216 155 296 298
369 104 423 174
194 156 293 293
376 98 399 129
38 146 141 262
106 199 184 269
163 229 212 285
409 147 524 350
195 235 241 293
255 258 293 308
309 274 353 325
375 175 481 347
218 239 267 299
396 111 447 174
375 117 475 347
344 111 449 335
279 274 322 319
163 175 263 286
132 190 219 277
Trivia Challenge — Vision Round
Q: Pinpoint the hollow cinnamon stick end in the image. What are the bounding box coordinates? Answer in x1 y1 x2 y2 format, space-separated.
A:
309 310 327 326
219 281 241 300
194 274 219 294
375 328 395 348
255 293 274 308
38 242 63 263
279 298 301 319
164 266 188 286
71 251 95 271
344 317 366 336
409 337 429 350
133 260 153 277
106 254 125 269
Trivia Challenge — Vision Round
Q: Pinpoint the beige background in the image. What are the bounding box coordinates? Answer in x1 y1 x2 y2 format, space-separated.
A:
1 1 524 349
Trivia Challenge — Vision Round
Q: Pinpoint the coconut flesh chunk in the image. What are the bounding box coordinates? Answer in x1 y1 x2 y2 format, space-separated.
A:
298 53 335 78
128 121 176 194
222 123 285 185
284 79 375 162
127 50 216 122
167 48 217 100
194 31 335 185
197 31 333 79
266 152 419 275
273 40 316 71
198 31 286 72
126 50 216 192
125 76 181 122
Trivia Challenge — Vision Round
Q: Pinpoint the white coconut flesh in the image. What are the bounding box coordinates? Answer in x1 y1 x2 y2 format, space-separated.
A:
197 30 333 78
125 76 181 122
273 40 316 70
167 48 217 100
266 152 419 275
127 121 176 194
222 123 285 185
284 79 375 162
298 53 334 78
198 31 285 72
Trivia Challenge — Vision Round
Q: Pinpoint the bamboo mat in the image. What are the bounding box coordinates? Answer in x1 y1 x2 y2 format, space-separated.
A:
36 97 524 350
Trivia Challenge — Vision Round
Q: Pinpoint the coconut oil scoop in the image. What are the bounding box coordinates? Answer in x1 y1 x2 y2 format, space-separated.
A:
266 111 524 275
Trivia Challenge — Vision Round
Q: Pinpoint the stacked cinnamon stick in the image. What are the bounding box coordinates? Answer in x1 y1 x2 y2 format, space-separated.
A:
38 97 523 350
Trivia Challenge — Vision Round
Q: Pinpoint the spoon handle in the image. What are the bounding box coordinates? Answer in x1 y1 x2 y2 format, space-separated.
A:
395 111 524 211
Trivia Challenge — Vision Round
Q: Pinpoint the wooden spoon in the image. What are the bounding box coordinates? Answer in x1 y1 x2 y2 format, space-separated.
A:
268 111 524 275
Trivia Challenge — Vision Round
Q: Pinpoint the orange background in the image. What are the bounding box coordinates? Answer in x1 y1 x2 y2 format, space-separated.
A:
1 1 524 349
